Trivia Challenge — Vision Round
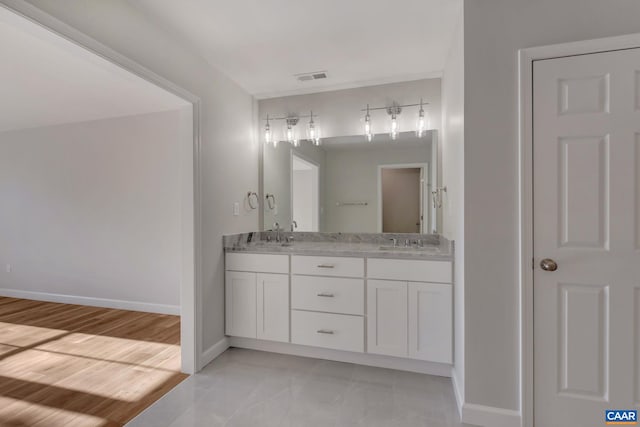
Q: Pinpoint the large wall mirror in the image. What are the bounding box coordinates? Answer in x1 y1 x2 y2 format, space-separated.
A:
262 130 441 234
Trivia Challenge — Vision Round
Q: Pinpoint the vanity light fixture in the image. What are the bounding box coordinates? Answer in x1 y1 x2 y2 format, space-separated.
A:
364 104 373 142
417 99 426 138
361 100 429 142
263 114 319 146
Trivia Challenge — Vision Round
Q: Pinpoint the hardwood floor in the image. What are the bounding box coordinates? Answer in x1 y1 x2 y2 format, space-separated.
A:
0 297 187 427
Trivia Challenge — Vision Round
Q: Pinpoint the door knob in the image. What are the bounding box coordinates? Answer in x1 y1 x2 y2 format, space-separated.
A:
540 258 558 271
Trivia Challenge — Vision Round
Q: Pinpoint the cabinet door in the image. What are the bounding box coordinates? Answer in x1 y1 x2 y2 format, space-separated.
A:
367 280 408 357
225 271 257 338
257 273 289 342
408 282 452 363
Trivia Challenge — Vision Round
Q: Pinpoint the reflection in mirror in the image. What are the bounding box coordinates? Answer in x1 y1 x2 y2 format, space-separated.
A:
263 130 439 234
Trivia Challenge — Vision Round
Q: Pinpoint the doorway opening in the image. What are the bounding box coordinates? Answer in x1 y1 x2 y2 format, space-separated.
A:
0 1 200 383
291 154 319 232
378 163 429 233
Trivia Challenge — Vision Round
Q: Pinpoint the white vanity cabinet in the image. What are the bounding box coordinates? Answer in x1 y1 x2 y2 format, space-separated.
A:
367 258 453 364
225 253 289 342
225 251 453 368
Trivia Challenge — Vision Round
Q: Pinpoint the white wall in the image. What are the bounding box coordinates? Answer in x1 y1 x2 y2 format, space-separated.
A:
463 0 640 419
442 12 465 411
258 78 442 141
324 146 429 232
10 0 259 360
0 111 183 313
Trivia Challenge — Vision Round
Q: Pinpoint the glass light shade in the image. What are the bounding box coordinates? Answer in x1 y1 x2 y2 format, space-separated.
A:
264 124 272 144
286 124 295 143
390 114 398 140
417 111 425 138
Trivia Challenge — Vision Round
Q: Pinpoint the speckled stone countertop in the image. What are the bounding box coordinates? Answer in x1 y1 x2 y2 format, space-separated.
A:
223 232 454 261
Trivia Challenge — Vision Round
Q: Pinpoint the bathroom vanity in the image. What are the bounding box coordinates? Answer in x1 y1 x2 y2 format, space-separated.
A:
224 233 453 375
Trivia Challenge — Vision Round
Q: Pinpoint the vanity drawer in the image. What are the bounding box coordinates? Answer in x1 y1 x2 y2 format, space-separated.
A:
291 276 364 315
226 253 289 274
367 258 452 283
292 255 364 278
291 310 364 352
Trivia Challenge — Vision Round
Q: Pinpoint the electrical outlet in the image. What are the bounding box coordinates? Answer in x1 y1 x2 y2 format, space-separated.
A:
5 264 11 273
233 202 240 216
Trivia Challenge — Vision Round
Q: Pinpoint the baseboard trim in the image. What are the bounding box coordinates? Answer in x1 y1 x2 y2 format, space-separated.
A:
461 403 521 427
228 337 452 377
0 288 180 315
200 337 230 369
451 370 464 420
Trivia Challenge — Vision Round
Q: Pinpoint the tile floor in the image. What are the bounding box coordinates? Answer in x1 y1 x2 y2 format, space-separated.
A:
127 348 469 427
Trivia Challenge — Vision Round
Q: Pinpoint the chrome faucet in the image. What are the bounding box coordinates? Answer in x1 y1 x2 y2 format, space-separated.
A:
291 220 298 232
273 222 282 242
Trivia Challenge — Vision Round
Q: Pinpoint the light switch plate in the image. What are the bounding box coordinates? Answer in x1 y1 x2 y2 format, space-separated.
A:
233 202 240 216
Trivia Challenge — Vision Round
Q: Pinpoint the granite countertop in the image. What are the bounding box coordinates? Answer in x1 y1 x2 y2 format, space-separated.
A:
223 232 454 261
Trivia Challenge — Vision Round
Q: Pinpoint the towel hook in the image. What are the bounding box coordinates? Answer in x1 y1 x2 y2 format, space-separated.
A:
247 192 259 210
265 193 276 210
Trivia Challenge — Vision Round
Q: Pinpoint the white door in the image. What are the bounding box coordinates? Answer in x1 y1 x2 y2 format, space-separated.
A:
533 48 639 426
367 279 407 357
408 282 452 363
256 273 289 342
225 271 257 338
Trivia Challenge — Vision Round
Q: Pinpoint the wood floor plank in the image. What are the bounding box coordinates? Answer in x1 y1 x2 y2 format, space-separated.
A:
0 297 187 427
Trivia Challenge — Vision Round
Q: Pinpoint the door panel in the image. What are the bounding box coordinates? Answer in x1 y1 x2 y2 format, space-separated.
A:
367 279 408 357
558 135 609 249
408 282 452 363
534 48 640 426
225 271 257 338
256 273 289 342
557 283 609 400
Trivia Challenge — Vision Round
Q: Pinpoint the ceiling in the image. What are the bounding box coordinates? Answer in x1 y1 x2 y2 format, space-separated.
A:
0 6 189 134
129 0 462 98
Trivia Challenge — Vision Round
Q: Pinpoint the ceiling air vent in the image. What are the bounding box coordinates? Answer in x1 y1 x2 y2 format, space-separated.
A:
295 71 328 82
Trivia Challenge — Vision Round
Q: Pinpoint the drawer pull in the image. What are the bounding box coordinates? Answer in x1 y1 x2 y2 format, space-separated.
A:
317 264 335 268
317 292 335 298
316 329 335 335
